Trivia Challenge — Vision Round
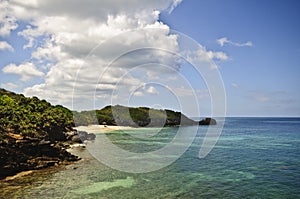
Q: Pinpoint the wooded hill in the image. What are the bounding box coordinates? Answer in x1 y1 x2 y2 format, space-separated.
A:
0 88 74 141
73 105 198 127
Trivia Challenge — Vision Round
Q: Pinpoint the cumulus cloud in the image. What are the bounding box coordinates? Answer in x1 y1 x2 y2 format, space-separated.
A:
0 41 14 51
1 0 224 110
2 62 44 81
217 37 253 47
0 1 18 36
2 1 182 105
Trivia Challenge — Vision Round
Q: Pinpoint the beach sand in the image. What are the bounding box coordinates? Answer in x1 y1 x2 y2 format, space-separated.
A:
74 125 134 133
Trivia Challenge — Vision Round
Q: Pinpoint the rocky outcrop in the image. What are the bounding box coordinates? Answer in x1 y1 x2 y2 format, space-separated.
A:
198 118 217 125
0 132 80 179
0 88 98 180
65 130 96 142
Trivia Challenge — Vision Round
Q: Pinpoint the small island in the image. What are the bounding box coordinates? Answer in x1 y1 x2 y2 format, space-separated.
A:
0 88 216 180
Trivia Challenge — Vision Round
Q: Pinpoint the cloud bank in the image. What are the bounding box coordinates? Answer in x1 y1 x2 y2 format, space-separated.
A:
1 0 227 111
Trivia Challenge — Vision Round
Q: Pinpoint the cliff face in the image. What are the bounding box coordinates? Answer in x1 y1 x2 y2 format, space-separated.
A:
0 88 79 179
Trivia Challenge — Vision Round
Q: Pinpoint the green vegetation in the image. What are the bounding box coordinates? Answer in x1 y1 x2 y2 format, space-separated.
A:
0 88 74 141
0 88 215 179
74 105 196 127
0 88 211 141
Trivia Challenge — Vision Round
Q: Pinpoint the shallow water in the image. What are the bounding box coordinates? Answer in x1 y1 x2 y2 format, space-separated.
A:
1 117 300 198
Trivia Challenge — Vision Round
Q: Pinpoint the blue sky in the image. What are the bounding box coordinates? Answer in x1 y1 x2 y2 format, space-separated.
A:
0 0 299 116
161 0 300 116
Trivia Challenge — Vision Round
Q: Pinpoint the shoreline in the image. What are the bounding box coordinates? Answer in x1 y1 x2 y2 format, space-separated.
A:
1 125 131 182
74 125 135 133
2 142 85 182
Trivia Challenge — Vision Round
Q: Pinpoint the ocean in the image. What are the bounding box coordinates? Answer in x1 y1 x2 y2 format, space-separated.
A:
1 117 300 198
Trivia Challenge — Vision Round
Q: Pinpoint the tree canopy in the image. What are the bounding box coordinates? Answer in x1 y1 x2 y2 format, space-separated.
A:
0 88 74 141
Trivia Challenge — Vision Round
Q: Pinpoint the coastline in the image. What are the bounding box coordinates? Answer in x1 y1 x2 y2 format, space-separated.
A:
1 125 132 182
74 125 134 133
2 142 85 182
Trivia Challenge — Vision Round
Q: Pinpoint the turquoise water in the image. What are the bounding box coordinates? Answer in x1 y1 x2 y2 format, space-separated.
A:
2 117 300 198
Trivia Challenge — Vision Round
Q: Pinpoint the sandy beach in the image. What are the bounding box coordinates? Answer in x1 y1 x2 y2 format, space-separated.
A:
74 125 134 133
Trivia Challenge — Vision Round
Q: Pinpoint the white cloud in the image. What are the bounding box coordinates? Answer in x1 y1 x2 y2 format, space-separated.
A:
0 1 18 36
1 0 223 110
217 37 253 47
1 82 19 90
146 86 159 94
0 41 14 51
133 91 144 97
5 0 183 106
185 46 228 69
2 62 44 81
206 51 228 61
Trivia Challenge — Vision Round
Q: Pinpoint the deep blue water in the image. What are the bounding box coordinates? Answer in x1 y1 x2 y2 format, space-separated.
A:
2 117 300 198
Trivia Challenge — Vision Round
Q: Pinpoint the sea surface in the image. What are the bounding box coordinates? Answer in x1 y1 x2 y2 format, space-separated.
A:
1 117 300 198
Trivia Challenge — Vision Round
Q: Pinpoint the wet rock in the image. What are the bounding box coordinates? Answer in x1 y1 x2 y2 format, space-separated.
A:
86 133 96 140
78 131 88 140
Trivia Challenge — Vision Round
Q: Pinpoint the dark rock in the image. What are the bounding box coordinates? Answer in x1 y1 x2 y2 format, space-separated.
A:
86 133 96 140
71 135 82 143
198 118 217 125
65 131 77 140
67 131 95 143
78 131 88 140
0 133 80 180
38 140 51 145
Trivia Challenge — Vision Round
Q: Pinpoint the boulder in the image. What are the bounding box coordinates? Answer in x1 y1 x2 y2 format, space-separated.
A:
86 133 96 140
78 131 88 140
71 135 82 143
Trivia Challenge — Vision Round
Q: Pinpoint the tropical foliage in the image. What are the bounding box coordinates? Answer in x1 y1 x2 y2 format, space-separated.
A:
73 105 196 127
0 88 198 141
0 88 74 140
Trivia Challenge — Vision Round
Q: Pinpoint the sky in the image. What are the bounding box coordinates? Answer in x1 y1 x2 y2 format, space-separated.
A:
0 0 299 117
